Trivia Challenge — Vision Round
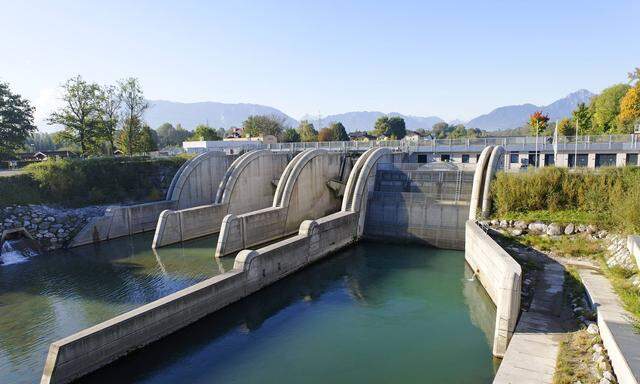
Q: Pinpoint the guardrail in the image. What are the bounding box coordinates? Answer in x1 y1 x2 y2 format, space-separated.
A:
264 134 639 153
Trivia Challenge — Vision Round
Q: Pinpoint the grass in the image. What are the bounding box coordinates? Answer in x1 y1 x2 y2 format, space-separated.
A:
497 209 601 226
554 330 602 384
517 234 604 259
601 261 640 327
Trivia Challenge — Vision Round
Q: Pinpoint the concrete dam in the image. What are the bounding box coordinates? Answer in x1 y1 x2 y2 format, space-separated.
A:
19 145 506 383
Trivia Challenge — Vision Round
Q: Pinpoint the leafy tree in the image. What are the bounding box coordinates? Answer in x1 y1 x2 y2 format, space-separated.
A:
571 102 592 134
97 84 122 153
329 122 349 141
297 120 318 142
590 83 630 133
282 128 300 142
191 124 221 140
431 122 451 139
449 124 468 139
618 69 640 132
0 82 37 158
118 78 149 155
25 132 59 151
156 123 176 147
317 127 333 141
557 118 575 136
373 116 391 136
138 125 158 153
387 117 406 139
242 115 285 137
48 75 102 155
528 111 550 135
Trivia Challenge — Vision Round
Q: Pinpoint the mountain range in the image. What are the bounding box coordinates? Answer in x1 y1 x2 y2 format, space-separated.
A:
141 89 595 133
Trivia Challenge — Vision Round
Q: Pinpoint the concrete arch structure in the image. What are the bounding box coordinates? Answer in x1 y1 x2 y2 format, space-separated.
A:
214 149 348 257
341 147 392 237
152 150 289 248
468 146 494 220
481 145 505 218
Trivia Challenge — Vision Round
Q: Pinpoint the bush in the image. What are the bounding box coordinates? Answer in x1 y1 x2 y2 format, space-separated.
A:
0 156 187 208
492 166 640 233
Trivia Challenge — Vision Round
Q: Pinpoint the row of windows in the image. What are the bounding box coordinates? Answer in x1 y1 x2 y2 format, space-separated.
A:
417 152 640 166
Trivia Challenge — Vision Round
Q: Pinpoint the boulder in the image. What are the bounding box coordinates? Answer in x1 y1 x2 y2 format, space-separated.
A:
586 224 598 234
577 224 587 233
587 323 599 335
510 228 523 236
528 221 548 234
499 220 509 228
514 220 529 230
564 223 575 235
546 223 564 236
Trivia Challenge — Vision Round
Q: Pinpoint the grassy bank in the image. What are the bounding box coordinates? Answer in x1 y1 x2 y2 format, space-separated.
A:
0 156 189 207
491 167 640 233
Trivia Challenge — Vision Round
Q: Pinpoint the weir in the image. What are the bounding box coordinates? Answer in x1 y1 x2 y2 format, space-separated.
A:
38 145 517 383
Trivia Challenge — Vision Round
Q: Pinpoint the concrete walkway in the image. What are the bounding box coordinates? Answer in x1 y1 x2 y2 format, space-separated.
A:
493 261 567 384
579 268 640 384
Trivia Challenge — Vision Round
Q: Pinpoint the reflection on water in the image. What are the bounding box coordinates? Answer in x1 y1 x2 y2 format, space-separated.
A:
82 242 498 384
0 233 233 384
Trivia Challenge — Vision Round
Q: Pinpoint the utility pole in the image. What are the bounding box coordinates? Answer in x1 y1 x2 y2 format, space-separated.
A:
574 120 579 168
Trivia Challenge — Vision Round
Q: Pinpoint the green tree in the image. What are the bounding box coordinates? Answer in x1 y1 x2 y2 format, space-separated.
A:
373 116 391 136
281 128 300 142
297 120 318 142
191 124 221 140
138 125 158 153
431 122 451 139
571 102 592 135
242 115 285 137
118 78 149 155
590 83 631 133
557 118 575 136
528 111 550 135
97 84 121 153
48 75 102 155
329 122 349 141
387 117 406 139
449 124 468 139
0 82 37 158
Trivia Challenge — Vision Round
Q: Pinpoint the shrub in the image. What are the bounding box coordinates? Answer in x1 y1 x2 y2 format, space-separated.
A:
492 166 640 233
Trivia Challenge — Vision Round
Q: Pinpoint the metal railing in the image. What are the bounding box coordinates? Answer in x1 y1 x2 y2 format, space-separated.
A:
264 133 639 152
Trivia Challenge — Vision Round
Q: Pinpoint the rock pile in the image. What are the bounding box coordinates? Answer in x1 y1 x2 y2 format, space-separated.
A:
1 205 106 251
481 219 609 239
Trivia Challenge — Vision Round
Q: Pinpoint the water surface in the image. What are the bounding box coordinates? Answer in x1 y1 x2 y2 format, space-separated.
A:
0 233 232 384
81 242 498 384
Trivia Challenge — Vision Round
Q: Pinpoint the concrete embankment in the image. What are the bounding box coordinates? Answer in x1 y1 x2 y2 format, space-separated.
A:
464 220 521 357
40 210 359 384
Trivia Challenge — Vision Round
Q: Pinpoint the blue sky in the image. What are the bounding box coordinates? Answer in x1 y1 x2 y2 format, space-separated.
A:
1 0 638 129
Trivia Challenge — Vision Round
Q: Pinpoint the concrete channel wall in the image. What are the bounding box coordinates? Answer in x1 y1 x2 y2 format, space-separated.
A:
629 235 640 270
465 221 522 357
152 151 289 248
40 211 359 384
215 149 347 257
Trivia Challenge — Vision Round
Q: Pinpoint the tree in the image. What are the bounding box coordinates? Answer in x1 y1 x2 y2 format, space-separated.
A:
528 111 550 135
449 124 468 139
618 69 640 132
118 78 149 155
317 127 333 141
571 102 592 134
191 124 221 141
138 125 158 153
387 117 406 139
281 128 300 142
431 122 451 139
48 75 102 155
97 84 122 153
297 120 318 142
242 115 285 137
373 116 391 136
557 118 575 136
329 122 349 141
590 83 630 133
0 82 37 158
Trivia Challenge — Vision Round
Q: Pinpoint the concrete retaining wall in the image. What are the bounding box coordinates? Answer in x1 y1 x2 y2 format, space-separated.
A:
629 235 640 270
69 200 177 247
465 220 521 357
41 210 358 384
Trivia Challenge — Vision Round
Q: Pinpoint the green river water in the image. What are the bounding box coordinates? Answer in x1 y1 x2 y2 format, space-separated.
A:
0 236 497 383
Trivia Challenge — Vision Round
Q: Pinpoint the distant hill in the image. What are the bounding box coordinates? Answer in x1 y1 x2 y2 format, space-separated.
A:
145 100 298 130
466 89 594 131
302 111 443 132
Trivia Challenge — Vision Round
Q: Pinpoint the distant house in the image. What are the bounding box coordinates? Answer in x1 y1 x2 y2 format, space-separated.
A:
16 150 78 162
348 131 376 141
403 130 430 142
